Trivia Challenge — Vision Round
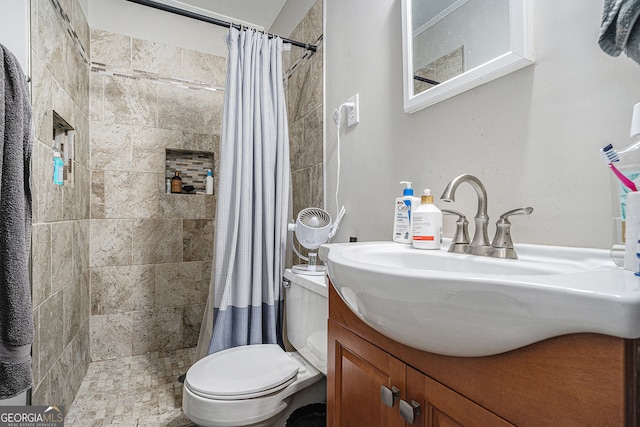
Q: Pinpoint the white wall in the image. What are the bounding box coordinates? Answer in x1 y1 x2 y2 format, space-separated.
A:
325 0 640 249
86 0 228 56
0 0 30 72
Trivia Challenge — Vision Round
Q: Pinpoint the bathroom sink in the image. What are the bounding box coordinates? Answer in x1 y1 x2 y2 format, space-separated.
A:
318 240 640 357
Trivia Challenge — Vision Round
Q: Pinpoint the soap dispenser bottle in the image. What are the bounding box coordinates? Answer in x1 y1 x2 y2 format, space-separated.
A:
412 189 442 250
393 181 420 243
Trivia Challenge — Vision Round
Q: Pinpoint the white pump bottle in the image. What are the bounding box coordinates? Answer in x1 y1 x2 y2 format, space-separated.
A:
393 181 420 243
412 189 442 249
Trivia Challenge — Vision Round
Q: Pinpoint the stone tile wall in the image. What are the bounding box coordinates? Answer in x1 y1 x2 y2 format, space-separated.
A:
285 0 324 260
30 0 91 408
88 29 223 361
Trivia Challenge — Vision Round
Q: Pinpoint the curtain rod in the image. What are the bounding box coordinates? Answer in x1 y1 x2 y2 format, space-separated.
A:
125 0 318 52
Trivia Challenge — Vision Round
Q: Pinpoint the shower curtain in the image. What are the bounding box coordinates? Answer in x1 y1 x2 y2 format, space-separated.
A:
195 27 291 358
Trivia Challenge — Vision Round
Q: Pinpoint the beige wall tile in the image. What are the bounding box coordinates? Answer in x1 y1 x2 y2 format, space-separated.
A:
183 304 205 348
160 193 214 219
157 84 207 133
90 170 105 218
91 29 131 68
132 219 183 264
104 75 158 127
183 219 214 262
131 308 183 355
101 171 161 219
31 56 53 145
90 219 133 268
204 91 225 135
51 221 74 294
132 38 181 77
32 307 41 387
73 219 90 279
90 73 104 122
91 265 155 315
90 313 132 361
90 121 132 171
131 126 180 173
31 224 51 308
63 278 82 347
181 49 226 86
37 0 67 91
38 290 64 377
155 262 204 308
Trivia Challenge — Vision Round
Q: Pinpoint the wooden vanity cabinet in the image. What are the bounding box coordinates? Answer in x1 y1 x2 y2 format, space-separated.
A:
327 282 639 426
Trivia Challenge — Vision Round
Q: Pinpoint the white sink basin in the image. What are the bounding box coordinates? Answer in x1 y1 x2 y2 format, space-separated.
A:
318 240 640 357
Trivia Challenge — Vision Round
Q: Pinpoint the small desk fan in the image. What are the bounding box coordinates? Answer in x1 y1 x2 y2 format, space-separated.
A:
288 207 345 275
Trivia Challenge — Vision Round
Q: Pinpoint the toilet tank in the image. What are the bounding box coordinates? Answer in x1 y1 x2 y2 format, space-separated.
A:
284 269 328 375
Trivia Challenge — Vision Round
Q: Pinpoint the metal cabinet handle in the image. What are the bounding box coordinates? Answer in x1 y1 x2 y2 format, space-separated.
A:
380 385 400 408
399 399 421 424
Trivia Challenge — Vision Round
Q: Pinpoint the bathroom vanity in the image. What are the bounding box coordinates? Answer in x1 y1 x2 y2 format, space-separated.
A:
327 282 639 426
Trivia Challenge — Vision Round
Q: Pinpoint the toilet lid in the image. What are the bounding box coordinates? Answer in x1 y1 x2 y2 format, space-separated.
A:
186 344 300 399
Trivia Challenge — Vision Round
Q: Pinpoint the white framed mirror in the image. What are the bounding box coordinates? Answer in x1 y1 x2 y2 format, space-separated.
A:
401 0 534 113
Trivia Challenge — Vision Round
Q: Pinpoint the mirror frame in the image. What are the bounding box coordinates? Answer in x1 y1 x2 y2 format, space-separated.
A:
401 0 534 113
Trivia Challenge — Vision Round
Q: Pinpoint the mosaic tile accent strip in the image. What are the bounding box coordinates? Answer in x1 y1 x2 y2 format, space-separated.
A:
91 63 225 93
49 0 89 64
65 347 196 427
166 150 214 192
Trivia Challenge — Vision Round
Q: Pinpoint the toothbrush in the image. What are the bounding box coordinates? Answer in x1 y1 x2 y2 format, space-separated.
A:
600 144 638 192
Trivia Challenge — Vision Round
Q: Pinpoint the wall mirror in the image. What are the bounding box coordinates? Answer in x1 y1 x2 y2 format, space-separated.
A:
401 0 534 113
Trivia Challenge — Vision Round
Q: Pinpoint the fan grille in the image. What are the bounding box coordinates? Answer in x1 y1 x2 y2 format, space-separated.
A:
298 208 331 228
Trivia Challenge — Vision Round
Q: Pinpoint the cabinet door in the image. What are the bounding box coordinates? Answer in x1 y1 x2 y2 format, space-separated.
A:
406 366 514 427
328 320 406 427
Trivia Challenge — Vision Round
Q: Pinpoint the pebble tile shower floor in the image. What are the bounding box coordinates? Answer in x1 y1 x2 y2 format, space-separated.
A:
65 348 196 426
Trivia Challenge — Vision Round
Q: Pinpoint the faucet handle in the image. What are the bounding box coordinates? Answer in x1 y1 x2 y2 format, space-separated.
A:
498 207 534 220
442 209 470 253
491 207 533 259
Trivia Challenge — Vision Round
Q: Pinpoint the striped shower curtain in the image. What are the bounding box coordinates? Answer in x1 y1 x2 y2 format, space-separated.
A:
204 27 291 355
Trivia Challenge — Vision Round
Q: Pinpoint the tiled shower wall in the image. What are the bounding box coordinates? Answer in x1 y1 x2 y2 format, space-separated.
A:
88 29 223 361
285 0 324 257
30 0 91 407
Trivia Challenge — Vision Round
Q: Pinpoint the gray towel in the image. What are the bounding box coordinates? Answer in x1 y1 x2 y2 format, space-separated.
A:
598 0 640 64
0 43 34 399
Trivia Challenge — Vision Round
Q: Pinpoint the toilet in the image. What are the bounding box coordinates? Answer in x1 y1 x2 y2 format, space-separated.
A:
182 269 327 427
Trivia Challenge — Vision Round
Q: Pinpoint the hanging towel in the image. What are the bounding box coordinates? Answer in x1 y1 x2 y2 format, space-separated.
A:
0 43 34 399
598 0 640 64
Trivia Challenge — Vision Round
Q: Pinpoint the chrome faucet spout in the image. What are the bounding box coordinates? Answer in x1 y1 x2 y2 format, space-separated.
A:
440 174 491 254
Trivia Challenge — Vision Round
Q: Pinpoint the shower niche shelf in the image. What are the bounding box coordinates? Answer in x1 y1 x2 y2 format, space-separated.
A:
165 149 214 195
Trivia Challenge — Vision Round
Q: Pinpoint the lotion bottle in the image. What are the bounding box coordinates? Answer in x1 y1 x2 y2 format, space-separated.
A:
412 189 442 250
393 181 420 243
205 169 214 195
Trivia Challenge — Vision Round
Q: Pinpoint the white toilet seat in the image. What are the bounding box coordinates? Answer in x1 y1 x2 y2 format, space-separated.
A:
185 344 300 400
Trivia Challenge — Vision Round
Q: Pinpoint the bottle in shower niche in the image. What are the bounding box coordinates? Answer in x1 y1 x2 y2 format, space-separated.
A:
171 171 183 193
205 169 214 195
52 151 64 186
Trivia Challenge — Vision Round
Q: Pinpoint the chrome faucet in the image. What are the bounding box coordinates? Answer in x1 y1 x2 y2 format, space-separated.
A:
440 174 492 256
440 174 533 259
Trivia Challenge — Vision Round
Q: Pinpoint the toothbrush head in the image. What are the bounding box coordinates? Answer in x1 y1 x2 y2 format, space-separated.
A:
600 144 620 163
